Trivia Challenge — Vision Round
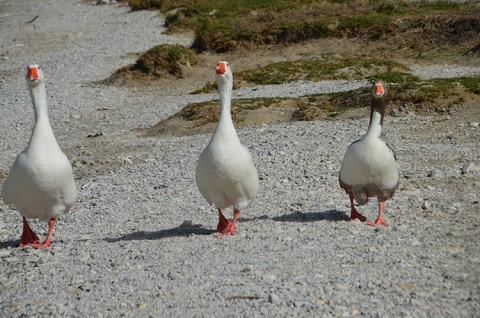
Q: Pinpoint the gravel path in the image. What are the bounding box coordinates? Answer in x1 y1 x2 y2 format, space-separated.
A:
0 1 479 317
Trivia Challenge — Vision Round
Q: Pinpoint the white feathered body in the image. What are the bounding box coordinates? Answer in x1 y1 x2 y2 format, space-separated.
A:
195 62 259 212
1 66 77 220
196 126 259 211
339 113 398 205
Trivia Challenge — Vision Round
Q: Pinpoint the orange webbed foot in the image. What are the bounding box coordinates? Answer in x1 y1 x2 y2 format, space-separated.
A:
28 240 52 249
216 209 232 233
214 209 240 238
350 208 367 222
348 194 367 222
26 218 56 249
19 217 40 247
366 219 389 226
366 202 388 226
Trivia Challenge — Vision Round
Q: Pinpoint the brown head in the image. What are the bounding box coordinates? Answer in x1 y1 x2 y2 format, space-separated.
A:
370 80 387 126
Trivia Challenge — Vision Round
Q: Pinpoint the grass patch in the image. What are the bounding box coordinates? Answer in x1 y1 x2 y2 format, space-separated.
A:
190 56 418 94
125 0 477 54
134 44 198 78
110 44 198 80
143 75 479 137
188 76 480 121
179 97 285 124
236 56 415 85
297 77 479 120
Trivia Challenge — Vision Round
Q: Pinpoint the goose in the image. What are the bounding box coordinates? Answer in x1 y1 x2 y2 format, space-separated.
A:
1 64 78 248
195 61 259 238
339 80 398 226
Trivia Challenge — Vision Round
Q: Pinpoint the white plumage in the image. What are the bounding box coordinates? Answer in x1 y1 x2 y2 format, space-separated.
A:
195 61 259 237
2 65 78 248
339 80 398 226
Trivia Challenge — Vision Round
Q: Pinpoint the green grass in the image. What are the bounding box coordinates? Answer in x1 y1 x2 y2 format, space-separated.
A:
126 0 471 53
199 77 479 122
236 57 415 85
180 97 284 120
135 44 198 78
112 44 198 79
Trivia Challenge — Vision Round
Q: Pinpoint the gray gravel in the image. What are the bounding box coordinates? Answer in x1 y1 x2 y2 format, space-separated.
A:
1 1 479 317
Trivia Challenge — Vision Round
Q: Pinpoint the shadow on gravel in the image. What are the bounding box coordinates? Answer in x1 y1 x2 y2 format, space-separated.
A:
272 209 348 222
104 225 216 243
0 239 18 249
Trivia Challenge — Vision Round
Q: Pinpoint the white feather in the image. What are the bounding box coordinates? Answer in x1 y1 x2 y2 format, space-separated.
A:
1 65 78 221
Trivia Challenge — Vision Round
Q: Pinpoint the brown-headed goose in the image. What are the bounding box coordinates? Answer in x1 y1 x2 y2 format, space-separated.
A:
339 80 398 226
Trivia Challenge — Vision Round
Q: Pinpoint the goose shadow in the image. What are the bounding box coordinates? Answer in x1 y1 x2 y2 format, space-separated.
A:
271 209 349 223
104 224 216 243
0 239 19 249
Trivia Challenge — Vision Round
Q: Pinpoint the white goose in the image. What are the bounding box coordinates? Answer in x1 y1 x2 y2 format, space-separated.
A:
1 64 78 248
339 80 398 226
195 61 259 237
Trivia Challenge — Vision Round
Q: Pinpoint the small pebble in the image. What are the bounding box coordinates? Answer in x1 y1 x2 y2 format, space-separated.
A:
461 162 475 174
263 274 276 284
268 294 280 303
422 200 431 210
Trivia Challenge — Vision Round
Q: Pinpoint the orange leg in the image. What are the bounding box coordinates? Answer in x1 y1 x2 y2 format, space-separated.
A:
215 209 240 238
216 208 232 233
366 201 388 226
29 218 56 248
349 194 367 222
19 217 40 247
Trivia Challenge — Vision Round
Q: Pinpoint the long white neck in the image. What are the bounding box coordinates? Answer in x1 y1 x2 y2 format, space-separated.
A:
212 80 240 143
29 83 49 123
364 111 383 139
27 82 58 151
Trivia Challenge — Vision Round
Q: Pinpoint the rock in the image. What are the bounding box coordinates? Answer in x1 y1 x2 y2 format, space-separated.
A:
95 0 116 4
72 160 82 167
461 162 475 174
469 122 479 127
0 249 13 257
263 274 276 284
179 220 192 228
422 200 431 210
316 298 325 305
390 108 401 117
427 169 443 178
242 265 253 272
268 293 280 303
122 157 133 165
294 301 309 308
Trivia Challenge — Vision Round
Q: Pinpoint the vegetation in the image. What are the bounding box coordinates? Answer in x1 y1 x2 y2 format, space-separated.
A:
189 57 419 93
236 57 416 85
125 0 478 54
114 0 479 136
149 77 479 137
114 44 198 79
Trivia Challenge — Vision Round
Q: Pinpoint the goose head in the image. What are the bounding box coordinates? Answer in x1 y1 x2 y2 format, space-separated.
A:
370 80 387 126
215 61 233 89
26 64 45 87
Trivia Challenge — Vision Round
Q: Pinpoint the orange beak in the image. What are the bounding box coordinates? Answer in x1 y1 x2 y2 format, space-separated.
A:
28 67 39 81
374 83 384 96
215 63 226 75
